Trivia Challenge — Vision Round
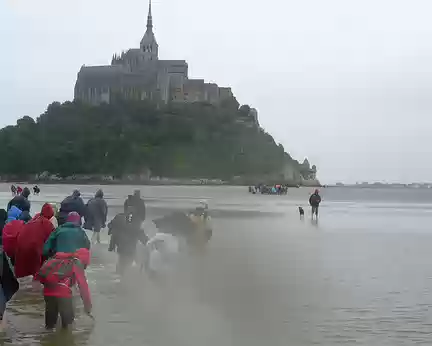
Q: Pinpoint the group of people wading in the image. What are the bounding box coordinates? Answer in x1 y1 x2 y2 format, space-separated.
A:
10 185 40 197
0 187 213 332
0 188 99 331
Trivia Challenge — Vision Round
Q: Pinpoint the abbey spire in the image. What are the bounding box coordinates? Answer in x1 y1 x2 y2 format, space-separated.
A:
140 0 159 61
147 0 153 30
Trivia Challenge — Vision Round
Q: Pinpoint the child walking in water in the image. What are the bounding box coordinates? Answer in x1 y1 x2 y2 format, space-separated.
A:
35 248 92 329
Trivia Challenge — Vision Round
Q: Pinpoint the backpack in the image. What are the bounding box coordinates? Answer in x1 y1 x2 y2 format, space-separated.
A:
38 257 82 285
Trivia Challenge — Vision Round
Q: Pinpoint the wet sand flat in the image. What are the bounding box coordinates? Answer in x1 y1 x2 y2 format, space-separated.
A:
1 185 432 345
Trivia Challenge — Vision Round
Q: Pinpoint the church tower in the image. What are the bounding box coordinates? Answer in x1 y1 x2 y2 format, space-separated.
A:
140 0 159 61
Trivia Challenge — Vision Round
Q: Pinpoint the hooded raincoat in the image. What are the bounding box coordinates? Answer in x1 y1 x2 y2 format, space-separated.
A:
84 190 108 231
43 212 90 258
35 248 92 311
14 203 55 278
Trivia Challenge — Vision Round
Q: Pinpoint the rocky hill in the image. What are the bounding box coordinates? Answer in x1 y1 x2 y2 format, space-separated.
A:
0 100 317 185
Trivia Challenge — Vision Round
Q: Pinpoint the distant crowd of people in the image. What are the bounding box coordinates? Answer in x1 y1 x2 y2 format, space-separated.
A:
10 185 40 197
0 187 142 331
249 184 288 195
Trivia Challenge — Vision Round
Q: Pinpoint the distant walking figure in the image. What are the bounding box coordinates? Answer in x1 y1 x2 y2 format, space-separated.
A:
309 189 321 220
84 189 108 244
33 185 40 195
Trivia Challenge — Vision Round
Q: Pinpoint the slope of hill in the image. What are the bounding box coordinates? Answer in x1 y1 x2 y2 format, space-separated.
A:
0 100 316 184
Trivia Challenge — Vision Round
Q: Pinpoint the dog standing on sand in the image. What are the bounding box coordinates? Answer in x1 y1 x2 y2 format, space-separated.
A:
298 206 305 220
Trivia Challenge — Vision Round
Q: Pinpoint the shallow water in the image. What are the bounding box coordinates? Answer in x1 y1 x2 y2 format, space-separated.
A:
1 185 432 345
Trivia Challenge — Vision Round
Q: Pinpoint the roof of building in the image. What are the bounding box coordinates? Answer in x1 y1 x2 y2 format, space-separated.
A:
77 65 123 86
77 64 159 89
158 60 188 67
79 65 126 76
140 0 158 47
124 48 144 57
78 65 133 88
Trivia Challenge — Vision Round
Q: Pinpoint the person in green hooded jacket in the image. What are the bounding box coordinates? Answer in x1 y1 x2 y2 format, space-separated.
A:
43 212 90 259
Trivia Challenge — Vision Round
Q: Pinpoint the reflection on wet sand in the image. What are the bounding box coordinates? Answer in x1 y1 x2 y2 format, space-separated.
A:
0 185 432 345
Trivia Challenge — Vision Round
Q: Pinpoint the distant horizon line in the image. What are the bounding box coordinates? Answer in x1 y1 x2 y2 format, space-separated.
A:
327 182 432 186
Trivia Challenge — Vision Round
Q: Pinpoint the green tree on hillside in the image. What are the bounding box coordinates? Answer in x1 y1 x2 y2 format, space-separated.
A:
0 100 299 180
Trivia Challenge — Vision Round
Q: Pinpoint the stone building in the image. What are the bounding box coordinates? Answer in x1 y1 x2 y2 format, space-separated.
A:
74 1 236 106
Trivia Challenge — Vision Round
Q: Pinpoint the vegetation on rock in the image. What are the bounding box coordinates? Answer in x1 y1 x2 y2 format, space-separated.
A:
0 100 311 181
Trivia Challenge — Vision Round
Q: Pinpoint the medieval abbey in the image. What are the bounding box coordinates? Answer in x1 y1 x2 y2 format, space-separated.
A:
74 1 235 105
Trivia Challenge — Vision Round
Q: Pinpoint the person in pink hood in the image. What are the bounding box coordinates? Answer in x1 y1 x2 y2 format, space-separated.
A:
35 248 92 329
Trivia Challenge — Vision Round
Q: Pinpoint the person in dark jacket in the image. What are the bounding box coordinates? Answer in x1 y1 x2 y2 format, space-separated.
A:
108 209 148 276
107 213 123 253
84 189 108 244
58 190 86 226
0 246 19 331
123 190 146 223
309 189 322 220
0 209 7 242
7 187 30 213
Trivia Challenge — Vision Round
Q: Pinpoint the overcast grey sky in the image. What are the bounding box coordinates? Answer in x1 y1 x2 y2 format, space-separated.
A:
2 0 432 183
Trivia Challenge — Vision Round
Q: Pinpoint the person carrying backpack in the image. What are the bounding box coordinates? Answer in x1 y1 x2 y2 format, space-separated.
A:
43 212 90 259
34 248 92 330
7 187 31 213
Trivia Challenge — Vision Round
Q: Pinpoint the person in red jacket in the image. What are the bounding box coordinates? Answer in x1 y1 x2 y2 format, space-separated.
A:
35 248 92 329
2 212 31 263
14 203 55 278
